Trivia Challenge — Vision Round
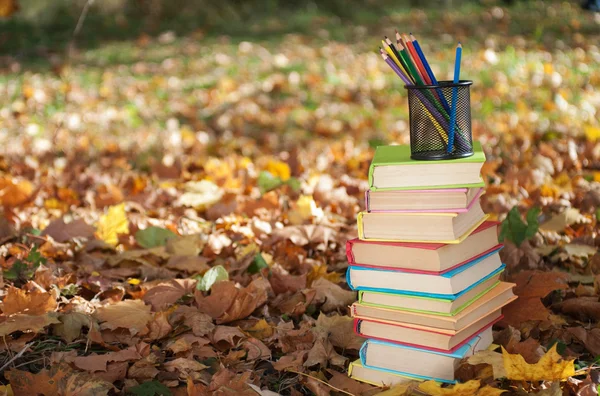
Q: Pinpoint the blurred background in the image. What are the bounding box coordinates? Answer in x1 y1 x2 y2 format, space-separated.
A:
0 0 598 222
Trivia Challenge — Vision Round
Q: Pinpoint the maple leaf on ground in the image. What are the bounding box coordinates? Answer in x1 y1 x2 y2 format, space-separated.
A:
0 313 60 336
270 225 336 247
245 319 273 340
468 350 507 379
166 333 210 354
96 203 130 246
418 380 505 396
1 286 57 315
210 325 246 345
53 312 95 343
42 218 96 242
269 266 307 294
146 311 173 341
311 278 356 312
553 297 600 322
94 299 152 335
567 327 600 356
171 305 215 337
72 345 142 372
502 344 575 381
6 362 112 395
206 369 257 395
142 279 196 311
313 312 363 350
243 337 271 360
163 357 208 376
272 350 308 371
326 369 378 396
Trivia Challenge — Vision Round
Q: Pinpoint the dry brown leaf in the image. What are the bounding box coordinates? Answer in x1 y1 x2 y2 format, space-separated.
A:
326 369 378 396
163 357 208 374
94 299 152 335
311 278 356 312
211 325 246 345
512 271 570 298
54 312 94 343
540 208 589 232
243 337 272 360
42 218 96 242
72 346 141 372
165 255 210 273
172 305 215 336
142 279 196 311
207 369 257 395
245 319 273 340
1 286 57 315
0 313 61 336
146 311 173 341
567 327 600 356
500 297 550 328
313 312 363 350
553 297 600 322
269 266 307 294
166 333 210 354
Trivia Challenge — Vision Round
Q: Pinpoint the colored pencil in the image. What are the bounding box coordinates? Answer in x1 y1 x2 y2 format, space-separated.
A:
448 42 462 153
380 52 448 145
410 33 451 112
385 37 413 83
381 41 410 80
404 33 430 84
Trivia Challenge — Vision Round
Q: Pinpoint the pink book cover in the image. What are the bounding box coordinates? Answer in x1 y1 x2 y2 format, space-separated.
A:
353 315 502 354
346 221 500 275
365 188 484 213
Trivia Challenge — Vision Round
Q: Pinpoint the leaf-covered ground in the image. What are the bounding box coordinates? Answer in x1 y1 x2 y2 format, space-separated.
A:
1 1 600 395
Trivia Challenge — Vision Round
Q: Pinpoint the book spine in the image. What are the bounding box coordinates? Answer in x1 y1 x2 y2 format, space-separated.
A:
358 290 364 303
357 212 366 240
354 318 362 335
359 340 368 365
345 268 357 291
365 190 371 212
345 240 355 265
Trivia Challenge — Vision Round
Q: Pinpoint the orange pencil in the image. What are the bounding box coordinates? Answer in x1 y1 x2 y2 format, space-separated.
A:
404 33 431 84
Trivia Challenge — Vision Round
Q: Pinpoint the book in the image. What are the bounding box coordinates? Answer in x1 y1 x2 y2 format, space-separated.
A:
348 264 504 299
357 201 488 243
354 310 502 352
368 141 486 191
352 282 516 331
366 187 483 213
347 247 502 295
359 277 500 315
360 328 492 383
347 221 500 272
348 360 418 387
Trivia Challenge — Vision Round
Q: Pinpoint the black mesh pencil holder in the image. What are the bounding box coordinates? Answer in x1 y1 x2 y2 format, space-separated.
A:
405 80 473 161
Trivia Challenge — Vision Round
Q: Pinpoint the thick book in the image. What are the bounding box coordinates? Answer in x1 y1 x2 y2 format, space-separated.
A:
366 187 483 213
357 200 488 243
368 141 486 191
348 360 417 387
359 277 500 315
347 247 502 295
347 264 505 300
352 282 516 331
347 221 500 273
354 310 502 353
360 328 492 383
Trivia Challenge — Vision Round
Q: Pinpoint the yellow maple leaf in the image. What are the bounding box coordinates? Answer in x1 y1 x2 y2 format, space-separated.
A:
307 264 341 286
585 125 600 142
373 383 412 395
502 344 574 381
266 159 291 181
96 203 129 246
418 380 505 396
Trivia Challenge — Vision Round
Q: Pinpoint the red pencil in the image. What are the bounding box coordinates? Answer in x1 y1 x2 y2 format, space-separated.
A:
403 33 431 84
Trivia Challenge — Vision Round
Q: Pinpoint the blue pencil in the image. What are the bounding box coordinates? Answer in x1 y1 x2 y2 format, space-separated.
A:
410 33 451 113
448 42 462 153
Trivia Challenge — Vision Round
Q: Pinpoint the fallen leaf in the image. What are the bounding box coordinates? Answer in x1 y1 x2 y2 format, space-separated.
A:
567 327 600 356
175 180 224 209
243 337 272 360
245 319 273 340
146 311 173 341
0 313 61 336
500 297 550 328
468 349 507 379
502 343 574 381
196 265 228 292
165 255 209 273
94 299 152 335
96 203 129 246
135 226 177 248
143 279 196 310
314 312 363 350
0 177 33 207
163 357 208 374
211 325 246 345
326 369 377 395
53 312 94 343
1 286 56 315
42 218 96 242
312 278 356 312
207 369 256 395
418 380 505 396
73 346 141 372
166 333 210 354
540 208 589 232
172 305 215 336
553 297 600 322
565 244 597 257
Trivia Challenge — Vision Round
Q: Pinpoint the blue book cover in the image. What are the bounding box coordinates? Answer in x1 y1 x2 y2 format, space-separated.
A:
346 247 505 301
359 332 488 384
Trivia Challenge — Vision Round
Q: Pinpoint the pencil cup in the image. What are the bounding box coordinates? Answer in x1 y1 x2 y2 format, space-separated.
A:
405 80 473 161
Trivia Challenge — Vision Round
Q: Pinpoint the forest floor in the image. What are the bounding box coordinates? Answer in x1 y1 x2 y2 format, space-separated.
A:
0 0 600 395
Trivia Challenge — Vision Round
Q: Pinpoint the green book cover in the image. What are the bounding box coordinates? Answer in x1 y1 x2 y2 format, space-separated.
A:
357 280 500 317
368 141 486 191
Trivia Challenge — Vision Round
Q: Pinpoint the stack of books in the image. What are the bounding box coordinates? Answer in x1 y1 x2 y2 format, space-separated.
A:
347 142 516 385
